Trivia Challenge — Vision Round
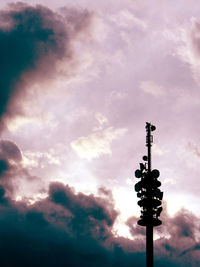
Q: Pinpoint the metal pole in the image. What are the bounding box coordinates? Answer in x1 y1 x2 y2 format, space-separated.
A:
146 123 153 267
146 122 152 172
146 225 153 267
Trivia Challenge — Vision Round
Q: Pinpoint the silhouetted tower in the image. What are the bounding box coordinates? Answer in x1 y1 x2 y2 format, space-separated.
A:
134 122 163 267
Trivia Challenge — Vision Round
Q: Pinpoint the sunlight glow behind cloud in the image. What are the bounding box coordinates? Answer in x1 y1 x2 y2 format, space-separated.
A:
71 127 128 160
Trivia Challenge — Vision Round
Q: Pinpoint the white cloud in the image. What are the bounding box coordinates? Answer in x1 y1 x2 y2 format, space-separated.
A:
177 18 200 83
95 112 108 126
71 127 128 160
110 9 147 30
163 178 176 186
93 112 108 131
110 90 127 99
153 144 165 156
186 142 200 161
23 150 61 168
140 80 165 97
7 113 58 132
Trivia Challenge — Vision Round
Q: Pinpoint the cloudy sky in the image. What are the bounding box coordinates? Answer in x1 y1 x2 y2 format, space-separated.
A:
0 0 200 266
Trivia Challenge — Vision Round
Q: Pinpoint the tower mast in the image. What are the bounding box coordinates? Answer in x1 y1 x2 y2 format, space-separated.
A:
134 122 163 267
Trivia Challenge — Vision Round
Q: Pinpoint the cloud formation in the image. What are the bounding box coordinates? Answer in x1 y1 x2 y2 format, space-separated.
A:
0 139 38 196
0 181 143 267
0 178 197 266
0 2 93 131
140 81 165 97
0 2 199 266
71 127 128 160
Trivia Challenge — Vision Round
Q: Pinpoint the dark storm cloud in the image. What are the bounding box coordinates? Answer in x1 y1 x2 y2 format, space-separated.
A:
180 243 200 256
0 182 144 267
0 181 198 266
125 201 200 266
0 139 22 162
153 206 200 266
0 139 41 196
126 216 145 237
0 140 22 190
0 2 92 130
49 182 118 229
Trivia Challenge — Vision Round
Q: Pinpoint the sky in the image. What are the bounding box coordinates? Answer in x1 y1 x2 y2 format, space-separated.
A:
0 0 200 266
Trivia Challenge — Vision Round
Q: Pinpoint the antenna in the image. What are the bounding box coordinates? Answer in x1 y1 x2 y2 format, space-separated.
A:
134 122 163 267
